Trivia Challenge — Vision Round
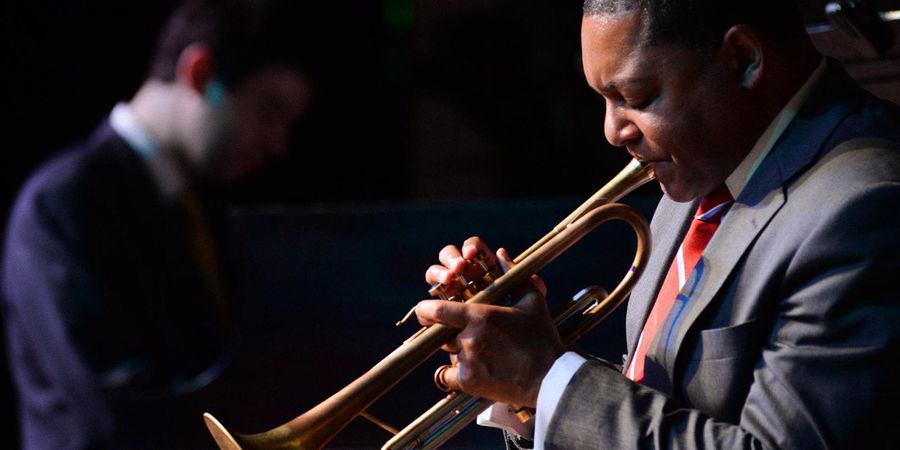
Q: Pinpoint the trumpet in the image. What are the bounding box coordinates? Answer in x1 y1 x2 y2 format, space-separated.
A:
203 158 655 449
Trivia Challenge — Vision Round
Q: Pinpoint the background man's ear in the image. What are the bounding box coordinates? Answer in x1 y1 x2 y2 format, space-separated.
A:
721 25 764 89
175 43 215 93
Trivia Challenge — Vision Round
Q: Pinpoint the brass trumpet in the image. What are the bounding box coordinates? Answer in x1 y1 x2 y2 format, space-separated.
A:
203 158 655 449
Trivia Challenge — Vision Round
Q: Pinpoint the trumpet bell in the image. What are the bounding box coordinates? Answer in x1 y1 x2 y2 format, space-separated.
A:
204 413 242 450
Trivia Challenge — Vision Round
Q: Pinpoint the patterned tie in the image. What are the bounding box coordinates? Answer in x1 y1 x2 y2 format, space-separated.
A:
170 190 236 393
627 185 734 383
178 190 236 337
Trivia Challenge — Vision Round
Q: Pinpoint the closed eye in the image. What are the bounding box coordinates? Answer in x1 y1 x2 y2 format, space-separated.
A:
626 95 655 110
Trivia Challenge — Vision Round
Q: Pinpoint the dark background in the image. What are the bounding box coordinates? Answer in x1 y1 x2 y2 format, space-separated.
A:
5 0 900 212
2 0 900 448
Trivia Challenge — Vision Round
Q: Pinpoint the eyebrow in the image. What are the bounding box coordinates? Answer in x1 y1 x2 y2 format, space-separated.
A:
597 78 650 94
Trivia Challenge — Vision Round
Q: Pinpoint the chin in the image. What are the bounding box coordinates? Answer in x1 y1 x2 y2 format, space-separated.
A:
659 182 701 203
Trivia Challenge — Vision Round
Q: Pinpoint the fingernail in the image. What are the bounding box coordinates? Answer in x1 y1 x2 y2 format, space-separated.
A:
497 248 511 272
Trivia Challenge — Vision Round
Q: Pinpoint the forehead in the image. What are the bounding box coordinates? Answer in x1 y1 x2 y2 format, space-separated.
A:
581 13 649 89
580 12 700 93
581 11 644 55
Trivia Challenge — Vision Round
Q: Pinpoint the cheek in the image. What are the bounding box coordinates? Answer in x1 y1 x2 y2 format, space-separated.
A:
635 113 685 160
234 105 276 148
232 122 265 166
210 119 252 167
232 118 255 147
203 100 237 143
642 111 714 200
655 100 713 164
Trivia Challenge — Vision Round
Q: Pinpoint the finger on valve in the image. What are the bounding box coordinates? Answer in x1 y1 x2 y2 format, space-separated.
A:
429 251 502 302
399 244 502 327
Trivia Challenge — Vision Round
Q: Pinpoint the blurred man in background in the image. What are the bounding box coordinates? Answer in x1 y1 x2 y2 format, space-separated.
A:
2 0 311 447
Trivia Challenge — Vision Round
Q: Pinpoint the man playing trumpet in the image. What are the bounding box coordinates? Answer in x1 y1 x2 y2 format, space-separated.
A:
416 0 900 448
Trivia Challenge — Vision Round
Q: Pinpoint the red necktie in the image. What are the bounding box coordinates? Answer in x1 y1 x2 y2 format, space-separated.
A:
627 185 733 382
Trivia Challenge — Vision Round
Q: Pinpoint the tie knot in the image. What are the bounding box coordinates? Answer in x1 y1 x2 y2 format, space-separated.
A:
695 185 733 222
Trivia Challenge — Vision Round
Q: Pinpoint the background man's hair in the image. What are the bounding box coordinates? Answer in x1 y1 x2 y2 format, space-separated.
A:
583 0 807 50
147 0 313 88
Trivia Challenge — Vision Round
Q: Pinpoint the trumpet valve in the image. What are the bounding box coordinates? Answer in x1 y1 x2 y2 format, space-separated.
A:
427 251 500 301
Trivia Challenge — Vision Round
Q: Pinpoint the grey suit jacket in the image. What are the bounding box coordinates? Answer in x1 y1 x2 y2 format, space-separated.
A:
544 64 900 449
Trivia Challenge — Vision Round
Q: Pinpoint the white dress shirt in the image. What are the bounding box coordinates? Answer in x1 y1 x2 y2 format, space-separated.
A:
109 102 186 202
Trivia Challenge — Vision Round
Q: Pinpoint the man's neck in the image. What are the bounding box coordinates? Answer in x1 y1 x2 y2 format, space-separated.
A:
128 80 187 155
761 39 823 120
724 54 827 199
706 40 823 199
120 81 196 200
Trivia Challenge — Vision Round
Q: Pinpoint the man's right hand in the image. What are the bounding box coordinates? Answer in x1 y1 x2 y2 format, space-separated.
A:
416 237 564 408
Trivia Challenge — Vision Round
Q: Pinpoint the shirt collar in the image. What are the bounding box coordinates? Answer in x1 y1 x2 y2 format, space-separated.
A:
724 57 828 199
110 102 187 201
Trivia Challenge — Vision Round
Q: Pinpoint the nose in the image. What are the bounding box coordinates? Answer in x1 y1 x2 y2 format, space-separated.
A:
604 102 640 147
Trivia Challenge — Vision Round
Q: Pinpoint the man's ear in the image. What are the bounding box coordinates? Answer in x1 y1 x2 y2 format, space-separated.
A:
721 25 764 89
175 43 215 93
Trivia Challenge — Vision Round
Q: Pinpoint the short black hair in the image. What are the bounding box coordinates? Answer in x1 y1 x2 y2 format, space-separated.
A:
582 0 807 50
147 0 312 88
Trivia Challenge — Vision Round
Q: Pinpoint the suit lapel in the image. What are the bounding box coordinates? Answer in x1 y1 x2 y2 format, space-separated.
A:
653 181 785 381
648 61 862 385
